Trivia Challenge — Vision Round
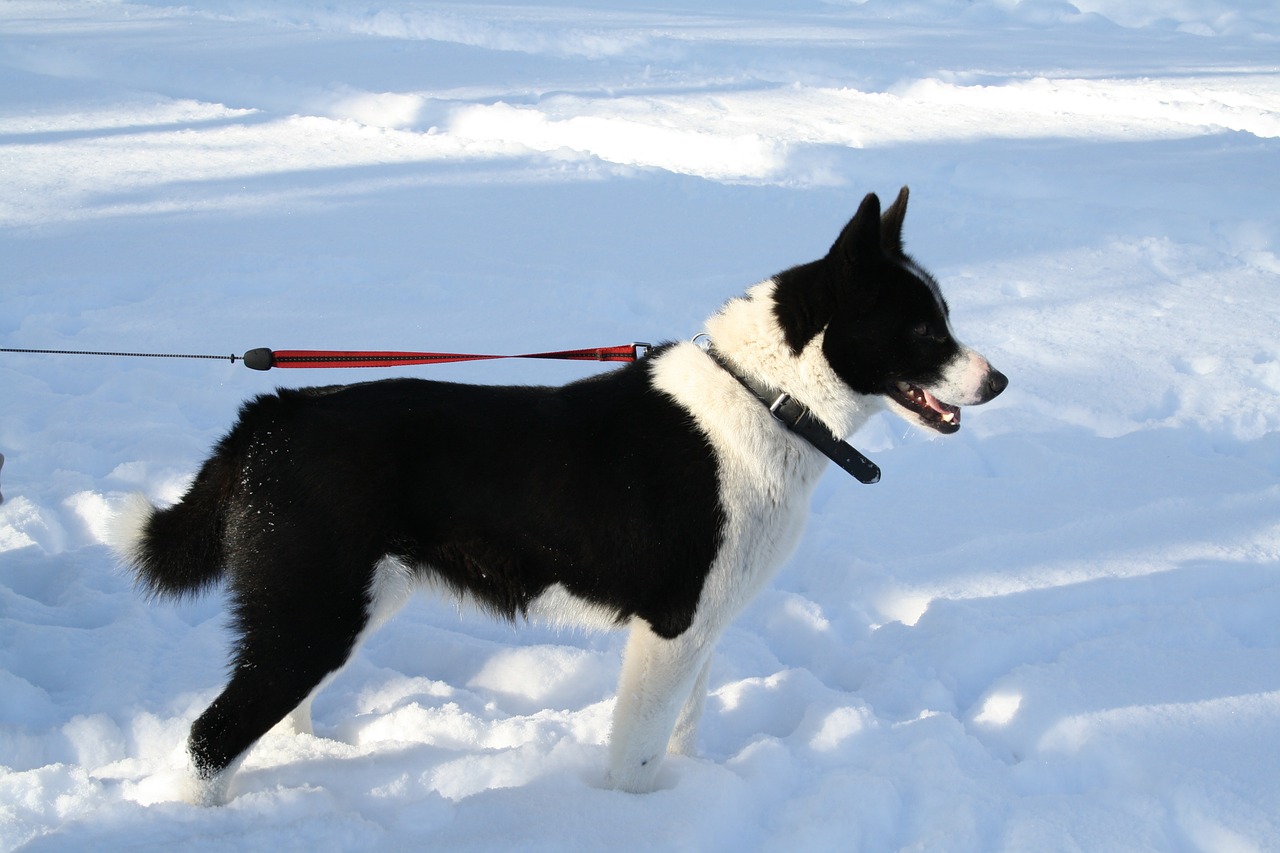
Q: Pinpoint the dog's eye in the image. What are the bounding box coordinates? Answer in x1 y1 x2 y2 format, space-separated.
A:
912 322 948 343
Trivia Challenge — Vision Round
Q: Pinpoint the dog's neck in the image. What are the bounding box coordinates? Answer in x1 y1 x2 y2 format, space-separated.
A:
702 280 879 440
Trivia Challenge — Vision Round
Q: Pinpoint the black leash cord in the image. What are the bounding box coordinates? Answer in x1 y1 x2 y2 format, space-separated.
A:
0 347 239 363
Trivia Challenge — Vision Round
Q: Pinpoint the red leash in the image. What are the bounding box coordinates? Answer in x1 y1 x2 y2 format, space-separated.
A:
240 344 649 370
1 343 650 370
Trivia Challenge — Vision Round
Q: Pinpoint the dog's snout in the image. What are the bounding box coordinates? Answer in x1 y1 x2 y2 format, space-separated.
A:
983 368 1008 402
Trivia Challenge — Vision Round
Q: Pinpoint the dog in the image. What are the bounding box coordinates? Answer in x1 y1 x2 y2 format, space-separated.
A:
110 187 1006 805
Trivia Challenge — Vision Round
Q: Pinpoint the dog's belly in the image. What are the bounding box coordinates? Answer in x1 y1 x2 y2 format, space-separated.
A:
366 557 627 633
525 583 630 631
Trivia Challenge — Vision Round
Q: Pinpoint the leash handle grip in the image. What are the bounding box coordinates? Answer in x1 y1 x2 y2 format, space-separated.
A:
242 348 274 370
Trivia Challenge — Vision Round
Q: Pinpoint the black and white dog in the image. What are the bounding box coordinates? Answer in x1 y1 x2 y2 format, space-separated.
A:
111 188 1006 804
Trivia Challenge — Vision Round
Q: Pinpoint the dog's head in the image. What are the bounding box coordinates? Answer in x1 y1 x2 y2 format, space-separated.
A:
773 187 1007 434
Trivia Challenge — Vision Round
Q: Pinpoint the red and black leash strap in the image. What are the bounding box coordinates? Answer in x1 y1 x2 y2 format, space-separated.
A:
1 344 650 370
242 343 648 370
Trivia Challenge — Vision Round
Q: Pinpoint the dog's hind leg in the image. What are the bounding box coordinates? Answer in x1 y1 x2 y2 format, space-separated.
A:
607 620 715 793
184 559 376 805
273 557 415 740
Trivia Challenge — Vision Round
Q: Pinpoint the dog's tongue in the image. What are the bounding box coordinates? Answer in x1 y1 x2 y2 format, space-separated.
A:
922 389 961 422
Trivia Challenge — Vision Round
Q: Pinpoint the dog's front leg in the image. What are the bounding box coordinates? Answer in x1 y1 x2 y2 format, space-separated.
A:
667 656 712 757
608 620 713 792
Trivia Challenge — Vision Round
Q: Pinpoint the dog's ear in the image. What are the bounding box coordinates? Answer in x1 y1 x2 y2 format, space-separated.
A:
880 186 909 254
830 192 883 263
777 192 883 352
774 196 880 351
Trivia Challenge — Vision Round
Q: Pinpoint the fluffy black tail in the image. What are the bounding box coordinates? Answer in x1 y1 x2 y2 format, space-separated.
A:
109 452 237 599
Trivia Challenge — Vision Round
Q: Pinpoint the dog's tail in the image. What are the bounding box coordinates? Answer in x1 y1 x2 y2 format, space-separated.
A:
108 451 238 600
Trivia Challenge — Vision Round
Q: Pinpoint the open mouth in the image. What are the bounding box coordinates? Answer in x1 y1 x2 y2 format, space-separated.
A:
886 382 961 434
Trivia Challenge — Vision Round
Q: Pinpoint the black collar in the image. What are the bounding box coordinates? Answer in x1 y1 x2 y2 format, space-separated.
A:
706 348 881 485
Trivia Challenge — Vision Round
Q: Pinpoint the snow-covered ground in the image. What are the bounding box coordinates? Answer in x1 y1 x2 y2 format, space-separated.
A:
3 0 1279 849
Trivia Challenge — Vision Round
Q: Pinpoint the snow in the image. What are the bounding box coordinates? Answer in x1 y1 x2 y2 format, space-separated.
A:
2 0 1279 848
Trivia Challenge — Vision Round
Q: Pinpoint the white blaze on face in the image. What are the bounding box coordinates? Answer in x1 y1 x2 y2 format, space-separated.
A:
928 346 998 407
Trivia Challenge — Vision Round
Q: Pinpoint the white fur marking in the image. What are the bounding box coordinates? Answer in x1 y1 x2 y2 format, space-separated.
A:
668 656 713 757
104 492 156 567
608 620 714 792
604 279 887 790
526 583 625 631
367 556 416 629
929 346 995 406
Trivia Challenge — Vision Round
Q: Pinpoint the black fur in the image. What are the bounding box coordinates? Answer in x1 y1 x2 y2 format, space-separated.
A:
134 351 725 781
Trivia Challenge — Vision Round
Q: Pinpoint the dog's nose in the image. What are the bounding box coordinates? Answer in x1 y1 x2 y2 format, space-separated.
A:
984 368 1008 401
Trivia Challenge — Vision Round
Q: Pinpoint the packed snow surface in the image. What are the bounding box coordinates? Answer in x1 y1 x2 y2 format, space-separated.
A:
3 0 1280 849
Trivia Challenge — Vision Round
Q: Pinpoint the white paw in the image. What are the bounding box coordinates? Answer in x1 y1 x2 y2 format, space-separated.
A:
606 755 664 793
